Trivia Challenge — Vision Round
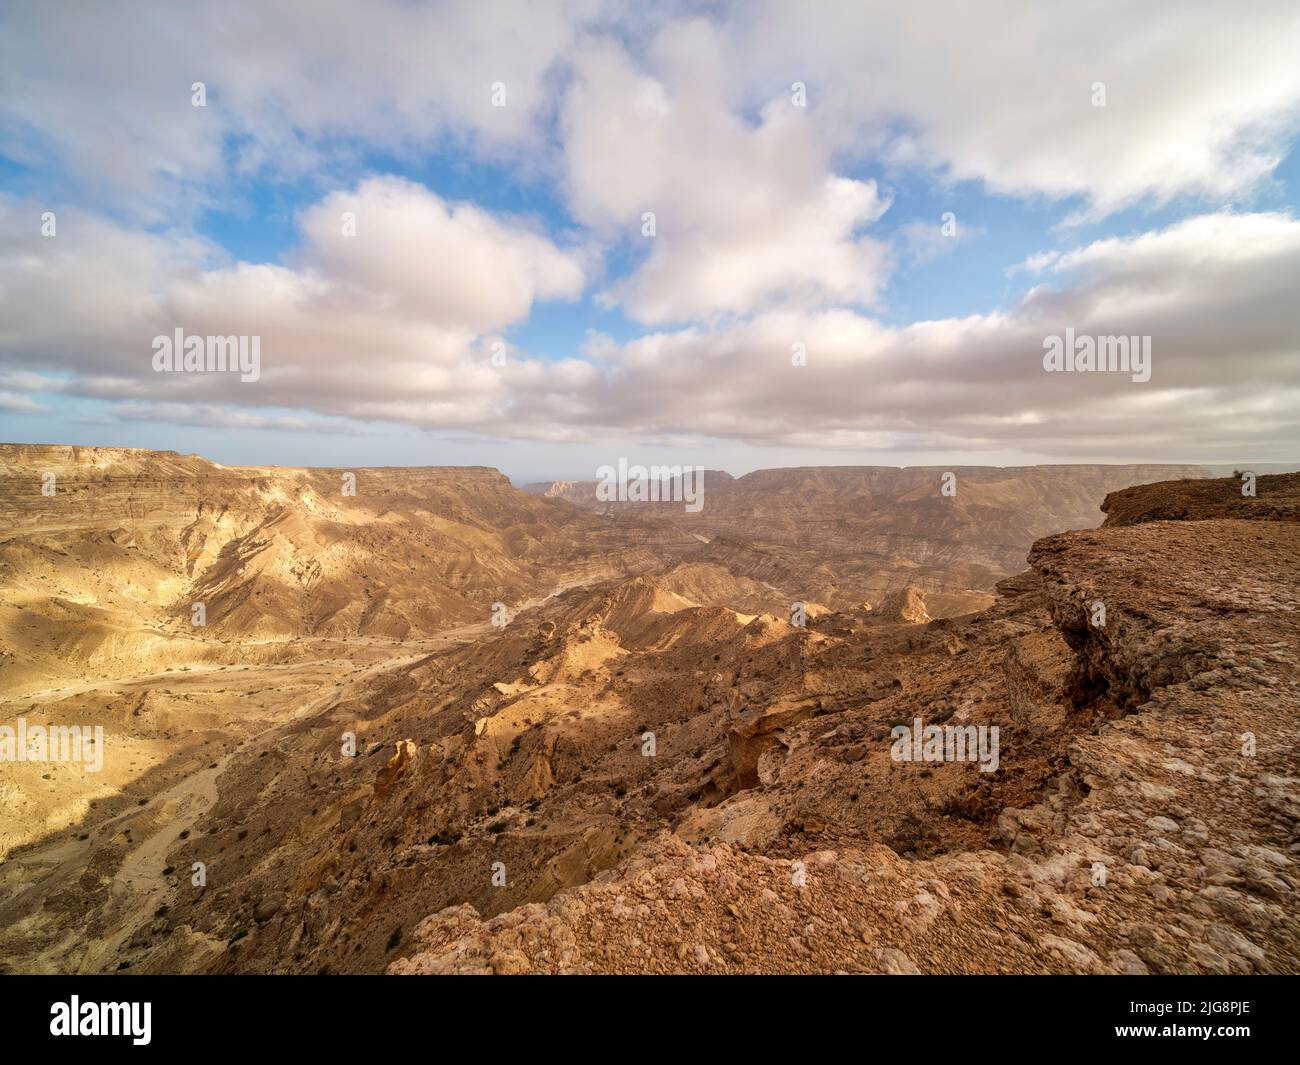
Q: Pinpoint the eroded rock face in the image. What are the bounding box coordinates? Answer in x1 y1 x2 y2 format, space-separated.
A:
389 473 1300 975
3 465 1297 975
0 448 682 699
1101 470 1300 527
872 586 931 625
528 464 1216 617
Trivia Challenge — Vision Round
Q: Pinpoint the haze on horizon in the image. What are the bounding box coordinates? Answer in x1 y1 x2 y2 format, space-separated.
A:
2 1 1299 479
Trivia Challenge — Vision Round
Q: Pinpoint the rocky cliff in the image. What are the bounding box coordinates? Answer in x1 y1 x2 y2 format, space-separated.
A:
0 445 681 693
527 463 1214 615
387 471 1299 974
2 460 1295 975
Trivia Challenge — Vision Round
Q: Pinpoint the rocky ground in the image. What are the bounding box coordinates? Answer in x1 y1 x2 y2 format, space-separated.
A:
0 445 684 860
1 458 1296 975
391 475 1300 974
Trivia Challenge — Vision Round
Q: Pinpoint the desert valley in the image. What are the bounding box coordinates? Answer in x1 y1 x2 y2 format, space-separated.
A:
0 444 1296 975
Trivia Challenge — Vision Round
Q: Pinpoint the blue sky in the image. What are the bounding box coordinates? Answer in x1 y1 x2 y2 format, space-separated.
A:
2 2 1298 481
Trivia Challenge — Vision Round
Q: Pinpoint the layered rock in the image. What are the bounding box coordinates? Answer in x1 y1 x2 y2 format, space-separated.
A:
528 463 1215 617
389 474 1300 974
872 585 931 624
3 462 1296 976
1101 470 1300 527
0 446 684 692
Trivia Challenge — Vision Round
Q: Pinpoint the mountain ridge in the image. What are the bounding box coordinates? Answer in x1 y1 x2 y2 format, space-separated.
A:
2 452 1297 975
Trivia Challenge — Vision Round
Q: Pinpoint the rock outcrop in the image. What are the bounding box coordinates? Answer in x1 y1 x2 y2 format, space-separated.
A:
3 461 1296 976
872 586 931 624
1101 470 1300 527
388 472 1300 974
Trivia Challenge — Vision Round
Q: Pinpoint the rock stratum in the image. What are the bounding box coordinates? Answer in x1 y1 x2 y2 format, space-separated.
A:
526 464 1213 618
0 450 1295 975
389 475 1300 974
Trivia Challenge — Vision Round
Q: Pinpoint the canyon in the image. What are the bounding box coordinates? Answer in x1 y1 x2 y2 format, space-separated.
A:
0 445 1296 974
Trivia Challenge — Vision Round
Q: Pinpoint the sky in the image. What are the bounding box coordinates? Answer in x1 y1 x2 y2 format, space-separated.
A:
1 0 1299 484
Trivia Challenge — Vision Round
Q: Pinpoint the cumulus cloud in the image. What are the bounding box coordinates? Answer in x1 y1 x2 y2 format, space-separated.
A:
12 3 1297 224
733 0 1300 219
0 181 585 415
563 24 891 323
2 4 1299 462
541 211 1300 458
0 0 602 218
300 177 587 334
5 197 1297 461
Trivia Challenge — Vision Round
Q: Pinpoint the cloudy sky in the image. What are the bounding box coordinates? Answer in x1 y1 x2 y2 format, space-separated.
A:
1 0 1299 481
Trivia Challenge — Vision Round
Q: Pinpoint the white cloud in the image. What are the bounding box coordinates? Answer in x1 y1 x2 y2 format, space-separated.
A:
6 2 1298 230
3 5 1300 463
0 182 585 416
300 176 587 334
896 218 983 268
561 25 891 322
0 391 45 413
733 0 1300 219
0 0 602 219
1006 250 1062 278
495 211 1300 458
8 203 1295 461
